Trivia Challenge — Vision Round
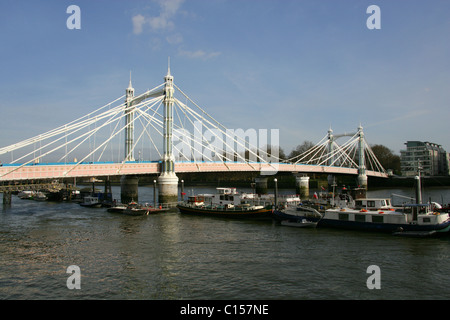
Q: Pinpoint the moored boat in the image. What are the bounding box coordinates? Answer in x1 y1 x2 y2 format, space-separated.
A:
124 202 149 215
34 192 48 201
316 203 450 235
79 196 102 208
18 190 34 200
274 175 450 236
176 187 284 219
177 202 273 219
107 204 128 213
118 202 170 216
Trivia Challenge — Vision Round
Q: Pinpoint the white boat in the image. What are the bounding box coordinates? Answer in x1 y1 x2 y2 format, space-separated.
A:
34 192 47 201
274 176 450 236
18 190 34 200
79 196 102 208
319 203 449 234
107 204 128 213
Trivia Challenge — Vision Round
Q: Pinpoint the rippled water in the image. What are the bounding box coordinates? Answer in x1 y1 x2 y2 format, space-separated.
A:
1 186 449 300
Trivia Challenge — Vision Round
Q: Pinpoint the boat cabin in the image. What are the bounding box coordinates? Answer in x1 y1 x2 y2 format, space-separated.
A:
216 187 237 195
187 196 205 206
82 196 100 205
186 187 301 208
354 198 393 210
205 188 241 206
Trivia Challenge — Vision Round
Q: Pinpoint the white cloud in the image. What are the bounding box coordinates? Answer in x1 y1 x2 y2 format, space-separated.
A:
159 0 184 17
132 0 221 60
132 0 184 34
132 14 146 34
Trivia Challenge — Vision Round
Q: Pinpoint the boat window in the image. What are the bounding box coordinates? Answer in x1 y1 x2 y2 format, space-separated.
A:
372 216 383 223
367 201 376 208
423 217 431 223
386 199 390 206
381 200 386 206
355 214 366 222
339 213 349 221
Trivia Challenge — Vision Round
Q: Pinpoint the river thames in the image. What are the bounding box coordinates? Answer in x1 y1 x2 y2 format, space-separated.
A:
1 185 449 300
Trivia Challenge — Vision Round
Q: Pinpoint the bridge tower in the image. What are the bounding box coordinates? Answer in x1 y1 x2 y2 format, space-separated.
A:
357 125 367 189
327 128 336 190
157 63 179 204
120 74 139 203
124 73 135 161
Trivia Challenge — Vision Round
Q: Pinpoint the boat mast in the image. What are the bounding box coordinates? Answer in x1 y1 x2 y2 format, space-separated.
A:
413 161 423 221
415 161 422 205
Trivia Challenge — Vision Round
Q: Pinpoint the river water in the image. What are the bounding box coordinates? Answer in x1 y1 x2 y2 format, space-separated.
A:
0 185 449 300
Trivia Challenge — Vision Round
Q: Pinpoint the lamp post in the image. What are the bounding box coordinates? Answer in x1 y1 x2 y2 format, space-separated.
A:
153 180 157 207
181 179 185 202
274 178 278 207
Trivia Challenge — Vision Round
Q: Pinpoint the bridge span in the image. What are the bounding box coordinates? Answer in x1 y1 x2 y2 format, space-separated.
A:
0 161 387 182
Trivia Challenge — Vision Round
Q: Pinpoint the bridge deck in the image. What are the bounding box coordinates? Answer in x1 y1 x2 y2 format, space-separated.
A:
0 162 387 181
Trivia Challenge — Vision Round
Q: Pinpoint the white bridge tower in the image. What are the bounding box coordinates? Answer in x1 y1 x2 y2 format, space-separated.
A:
120 73 139 203
157 62 179 204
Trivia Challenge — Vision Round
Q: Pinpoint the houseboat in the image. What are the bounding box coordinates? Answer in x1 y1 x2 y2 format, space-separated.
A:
177 187 296 219
274 177 450 236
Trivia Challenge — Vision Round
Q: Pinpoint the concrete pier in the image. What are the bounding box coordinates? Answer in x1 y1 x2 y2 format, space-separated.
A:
120 175 139 203
2 192 11 206
157 172 179 204
254 177 268 194
358 174 368 190
295 175 310 200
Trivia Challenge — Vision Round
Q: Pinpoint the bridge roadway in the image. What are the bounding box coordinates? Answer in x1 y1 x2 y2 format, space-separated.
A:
0 161 387 182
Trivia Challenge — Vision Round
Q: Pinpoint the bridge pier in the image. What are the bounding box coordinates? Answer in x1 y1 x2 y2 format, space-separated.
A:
120 175 139 203
254 177 268 194
357 174 368 190
2 192 11 206
295 175 310 200
158 172 179 205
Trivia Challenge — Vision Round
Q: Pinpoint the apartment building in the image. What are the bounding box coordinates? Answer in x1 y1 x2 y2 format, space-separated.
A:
400 141 450 176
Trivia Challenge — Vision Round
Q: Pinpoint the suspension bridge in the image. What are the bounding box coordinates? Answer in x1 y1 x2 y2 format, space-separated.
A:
0 64 387 203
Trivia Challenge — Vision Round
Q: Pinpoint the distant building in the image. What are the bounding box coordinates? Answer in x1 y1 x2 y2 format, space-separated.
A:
400 141 450 176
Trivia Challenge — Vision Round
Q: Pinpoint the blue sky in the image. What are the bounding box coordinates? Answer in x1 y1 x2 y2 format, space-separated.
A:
1 0 450 156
